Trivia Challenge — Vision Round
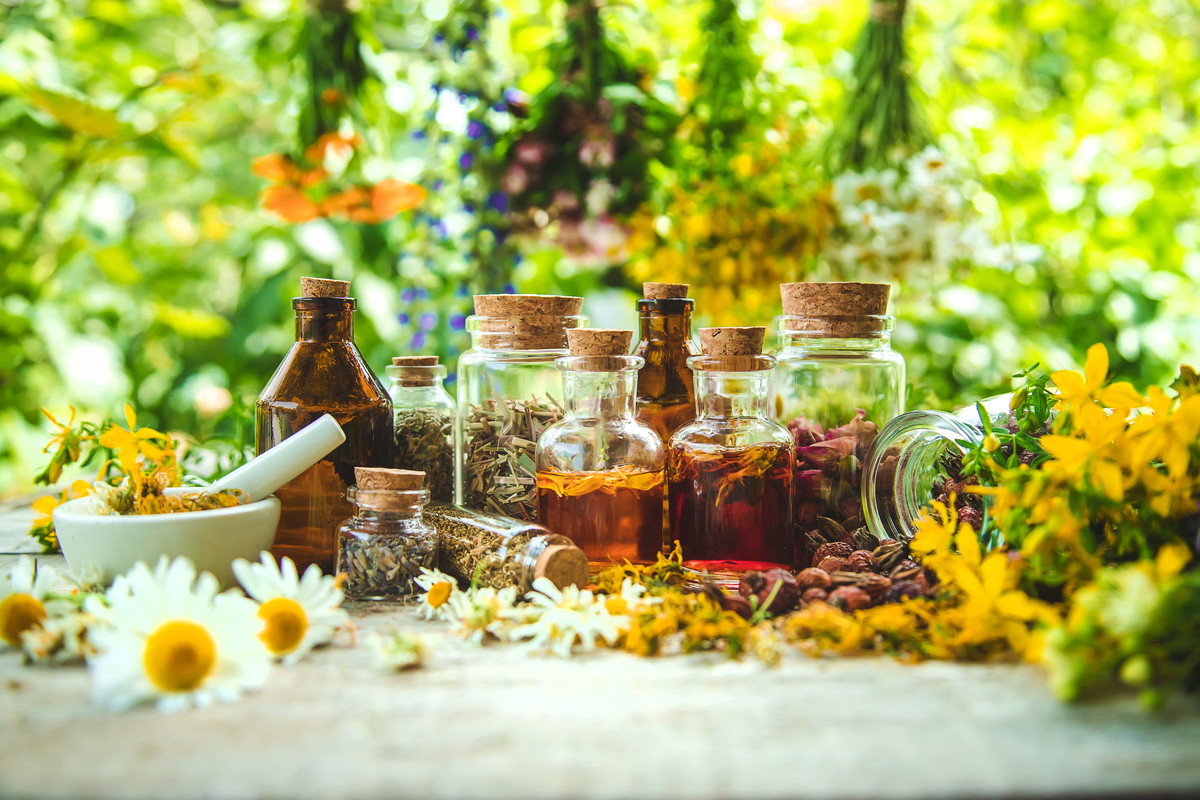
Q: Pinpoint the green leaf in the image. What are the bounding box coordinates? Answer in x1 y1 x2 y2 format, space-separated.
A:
26 87 123 139
154 305 232 339
94 246 141 284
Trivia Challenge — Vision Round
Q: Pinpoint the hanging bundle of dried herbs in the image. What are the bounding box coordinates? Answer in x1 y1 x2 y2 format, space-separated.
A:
821 0 928 174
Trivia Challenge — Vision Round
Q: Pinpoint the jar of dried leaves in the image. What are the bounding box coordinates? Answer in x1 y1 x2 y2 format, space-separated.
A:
337 467 436 600
387 355 455 503
455 294 589 521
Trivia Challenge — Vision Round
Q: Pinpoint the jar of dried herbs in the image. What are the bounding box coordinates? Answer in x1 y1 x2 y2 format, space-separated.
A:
770 282 906 567
425 504 588 592
337 467 436 600
455 294 588 521
387 355 455 503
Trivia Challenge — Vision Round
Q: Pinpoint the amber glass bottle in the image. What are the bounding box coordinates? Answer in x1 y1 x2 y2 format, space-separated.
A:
634 282 699 442
256 278 393 573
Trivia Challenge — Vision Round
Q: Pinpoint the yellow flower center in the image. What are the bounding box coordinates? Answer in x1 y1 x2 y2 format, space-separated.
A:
258 597 308 655
143 620 216 692
427 582 452 609
0 593 47 646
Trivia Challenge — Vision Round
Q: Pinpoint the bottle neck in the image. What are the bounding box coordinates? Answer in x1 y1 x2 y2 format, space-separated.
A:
295 298 355 343
563 370 638 419
694 370 772 419
638 301 694 345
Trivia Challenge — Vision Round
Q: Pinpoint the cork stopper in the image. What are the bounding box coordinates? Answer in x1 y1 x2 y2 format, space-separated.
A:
301 276 351 298
567 328 632 357
533 544 588 589
781 282 890 316
699 327 766 356
391 355 439 367
643 282 689 300
354 467 425 491
473 294 583 317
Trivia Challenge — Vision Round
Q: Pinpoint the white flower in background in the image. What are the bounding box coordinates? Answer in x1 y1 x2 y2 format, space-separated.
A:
87 557 270 713
906 146 956 192
585 179 618 216
511 578 629 658
368 626 429 672
22 610 105 665
1 556 69 648
231 552 348 665
412 567 460 621
447 586 520 645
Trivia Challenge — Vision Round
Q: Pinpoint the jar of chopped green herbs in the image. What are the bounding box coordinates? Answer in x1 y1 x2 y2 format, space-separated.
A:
387 356 455 503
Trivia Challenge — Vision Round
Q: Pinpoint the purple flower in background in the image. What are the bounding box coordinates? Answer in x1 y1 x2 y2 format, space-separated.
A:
398 312 410 325
456 283 470 297
416 288 430 300
419 312 438 332
433 220 448 238
467 120 485 139
488 192 508 213
412 130 426 140
451 314 467 330
466 26 478 41
464 203 475 214
401 288 417 302
503 283 516 294
459 152 474 170
411 332 426 350
433 33 445 44
433 179 444 190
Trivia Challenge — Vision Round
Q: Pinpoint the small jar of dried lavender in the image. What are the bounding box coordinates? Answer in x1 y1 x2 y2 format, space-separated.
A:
337 467 437 600
387 356 455 503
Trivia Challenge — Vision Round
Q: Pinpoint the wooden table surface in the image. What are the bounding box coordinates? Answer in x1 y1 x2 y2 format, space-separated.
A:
2 505 1199 800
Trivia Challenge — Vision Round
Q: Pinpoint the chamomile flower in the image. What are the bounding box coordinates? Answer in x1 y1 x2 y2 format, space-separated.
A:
511 578 629 657
1 556 69 648
368 626 429 672
447 586 520 645
87 557 270 713
231 552 349 665
22 609 105 665
412 567 460 621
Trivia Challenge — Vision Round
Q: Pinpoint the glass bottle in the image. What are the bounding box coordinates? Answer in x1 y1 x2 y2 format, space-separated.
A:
257 277 393 574
387 355 455 504
634 282 699 442
336 468 436 600
862 395 1017 546
455 294 588 522
425 504 588 592
536 329 666 570
668 327 794 588
771 282 905 561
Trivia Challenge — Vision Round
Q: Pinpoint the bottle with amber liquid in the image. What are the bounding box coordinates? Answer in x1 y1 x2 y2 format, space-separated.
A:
536 328 666 570
257 277 393 573
668 327 794 589
634 282 699 442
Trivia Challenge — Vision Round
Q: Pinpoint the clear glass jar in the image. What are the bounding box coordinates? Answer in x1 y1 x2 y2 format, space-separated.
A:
668 353 795 588
387 357 455 504
771 304 905 552
862 395 1017 545
537 347 666 569
455 295 588 521
425 504 588 592
337 485 436 600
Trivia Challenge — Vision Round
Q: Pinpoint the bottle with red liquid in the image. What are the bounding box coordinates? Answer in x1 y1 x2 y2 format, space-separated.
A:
668 326 794 589
634 282 699 442
536 328 665 571
256 277 393 573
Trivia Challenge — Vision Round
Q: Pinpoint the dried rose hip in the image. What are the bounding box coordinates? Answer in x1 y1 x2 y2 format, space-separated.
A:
848 550 874 572
801 587 828 605
812 541 854 565
818 556 852 574
796 567 832 590
828 586 872 611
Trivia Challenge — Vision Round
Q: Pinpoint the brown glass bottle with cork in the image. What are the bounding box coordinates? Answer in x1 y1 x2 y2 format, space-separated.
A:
634 282 699 443
257 277 394 573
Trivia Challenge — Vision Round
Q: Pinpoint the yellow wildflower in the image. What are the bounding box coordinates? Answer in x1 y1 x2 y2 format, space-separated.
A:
1050 343 1146 413
98 403 172 473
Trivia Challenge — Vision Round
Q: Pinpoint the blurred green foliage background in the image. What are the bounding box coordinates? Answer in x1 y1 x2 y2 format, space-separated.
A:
2 0 1199 496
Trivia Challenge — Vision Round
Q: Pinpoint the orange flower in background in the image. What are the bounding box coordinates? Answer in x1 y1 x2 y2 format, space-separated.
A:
262 185 320 223
321 88 344 105
371 179 426 219
305 132 362 167
319 186 371 218
252 154 326 187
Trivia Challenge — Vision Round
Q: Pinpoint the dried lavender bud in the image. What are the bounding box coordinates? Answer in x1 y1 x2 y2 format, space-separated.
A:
796 567 832 590
848 550 874 572
818 556 852 574
829 586 872 611
813 541 854 564
801 587 828 605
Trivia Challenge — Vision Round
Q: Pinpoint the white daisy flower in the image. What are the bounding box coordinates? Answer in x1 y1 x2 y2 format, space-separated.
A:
447 586 521 645
22 609 105 665
231 552 349 665
412 567 460 621
87 556 270 713
368 626 429 672
511 577 629 658
1 556 70 648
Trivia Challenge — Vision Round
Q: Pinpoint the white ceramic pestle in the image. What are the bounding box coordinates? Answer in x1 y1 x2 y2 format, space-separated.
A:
208 414 346 502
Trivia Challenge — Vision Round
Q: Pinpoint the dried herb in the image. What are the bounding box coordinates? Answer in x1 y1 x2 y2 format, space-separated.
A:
425 504 542 590
394 408 454 503
338 531 436 600
464 395 563 521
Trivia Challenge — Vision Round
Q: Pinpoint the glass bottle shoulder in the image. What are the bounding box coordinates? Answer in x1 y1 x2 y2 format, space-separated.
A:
536 416 665 472
669 416 793 451
259 342 391 409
